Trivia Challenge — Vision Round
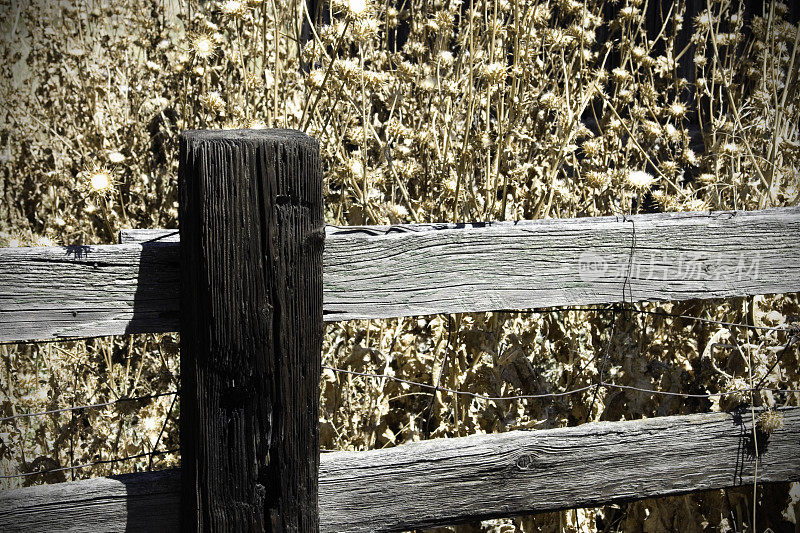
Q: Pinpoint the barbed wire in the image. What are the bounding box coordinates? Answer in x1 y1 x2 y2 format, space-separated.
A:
0 391 179 423
552 306 794 333
755 329 800 390
602 382 800 398
149 391 179 470
324 365 597 400
0 449 179 480
323 365 800 402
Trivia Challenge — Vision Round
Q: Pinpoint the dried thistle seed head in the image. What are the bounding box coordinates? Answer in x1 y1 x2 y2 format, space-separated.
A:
333 0 372 20
667 102 687 118
404 40 427 57
694 10 713 31
200 91 225 113
694 53 708 67
683 198 709 212
220 0 246 16
437 50 454 67
33 235 56 247
643 120 662 138
585 170 611 189
442 175 457 193
347 157 364 177
91 172 112 193
419 75 437 91
581 138 603 158
757 410 785 434
612 67 630 82
353 17 380 41
557 0 582 16
80 165 116 196
364 69 390 91
631 46 647 61
305 69 327 89
618 6 641 22
722 141 740 155
386 7 399 27
660 160 678 176
625 170 655 191
664 124 681 142
683 148 699 166
2 232 24 247
107 151 125 164
334 58 360 81
539 91 558 110
189 32 217 60
532 4 551 26
247 118 267 129
386 203 409 220
651 189 670 206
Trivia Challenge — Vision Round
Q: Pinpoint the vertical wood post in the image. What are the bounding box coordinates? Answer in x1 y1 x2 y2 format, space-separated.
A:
178 129 324 531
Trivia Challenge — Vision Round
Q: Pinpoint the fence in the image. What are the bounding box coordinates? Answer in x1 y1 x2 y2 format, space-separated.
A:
1 129 799 531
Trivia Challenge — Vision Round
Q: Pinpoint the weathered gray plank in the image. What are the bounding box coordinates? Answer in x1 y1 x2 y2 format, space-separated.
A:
0 242 179 342
1 408 798 532
3 207 800 342
0 469 180 532
320 207 800 321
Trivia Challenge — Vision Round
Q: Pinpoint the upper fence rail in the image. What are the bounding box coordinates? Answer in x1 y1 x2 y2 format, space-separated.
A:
1 206 799 343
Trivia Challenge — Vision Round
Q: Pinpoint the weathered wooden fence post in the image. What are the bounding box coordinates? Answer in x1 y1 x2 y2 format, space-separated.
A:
178 129 324 531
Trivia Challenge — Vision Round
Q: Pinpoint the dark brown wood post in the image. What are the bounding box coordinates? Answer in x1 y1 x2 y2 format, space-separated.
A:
178 129 324 531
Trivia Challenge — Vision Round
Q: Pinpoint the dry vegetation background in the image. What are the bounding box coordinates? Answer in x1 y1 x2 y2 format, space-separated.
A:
1 0 800 530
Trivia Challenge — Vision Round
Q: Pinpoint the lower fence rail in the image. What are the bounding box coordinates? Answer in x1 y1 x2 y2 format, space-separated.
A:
2 407 798 532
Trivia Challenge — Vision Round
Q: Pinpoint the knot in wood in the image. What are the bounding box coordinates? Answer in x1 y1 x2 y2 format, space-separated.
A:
515 452 540 471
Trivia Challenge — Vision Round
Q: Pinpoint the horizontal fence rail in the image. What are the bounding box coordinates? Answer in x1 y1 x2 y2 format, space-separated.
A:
1 206 800 342
1 407 798 532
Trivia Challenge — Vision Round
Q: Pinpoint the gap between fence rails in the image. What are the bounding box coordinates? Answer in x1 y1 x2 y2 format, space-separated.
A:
6 314 794 478
3 308 793 420
3 309 785 417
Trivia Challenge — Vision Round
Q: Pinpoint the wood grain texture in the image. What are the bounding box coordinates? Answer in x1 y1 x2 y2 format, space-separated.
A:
0 469 180 532
318 406 800 532
3 207 800 342
320 207 800 321
178 129 323 531
0 242 179 342
2 408 798 532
